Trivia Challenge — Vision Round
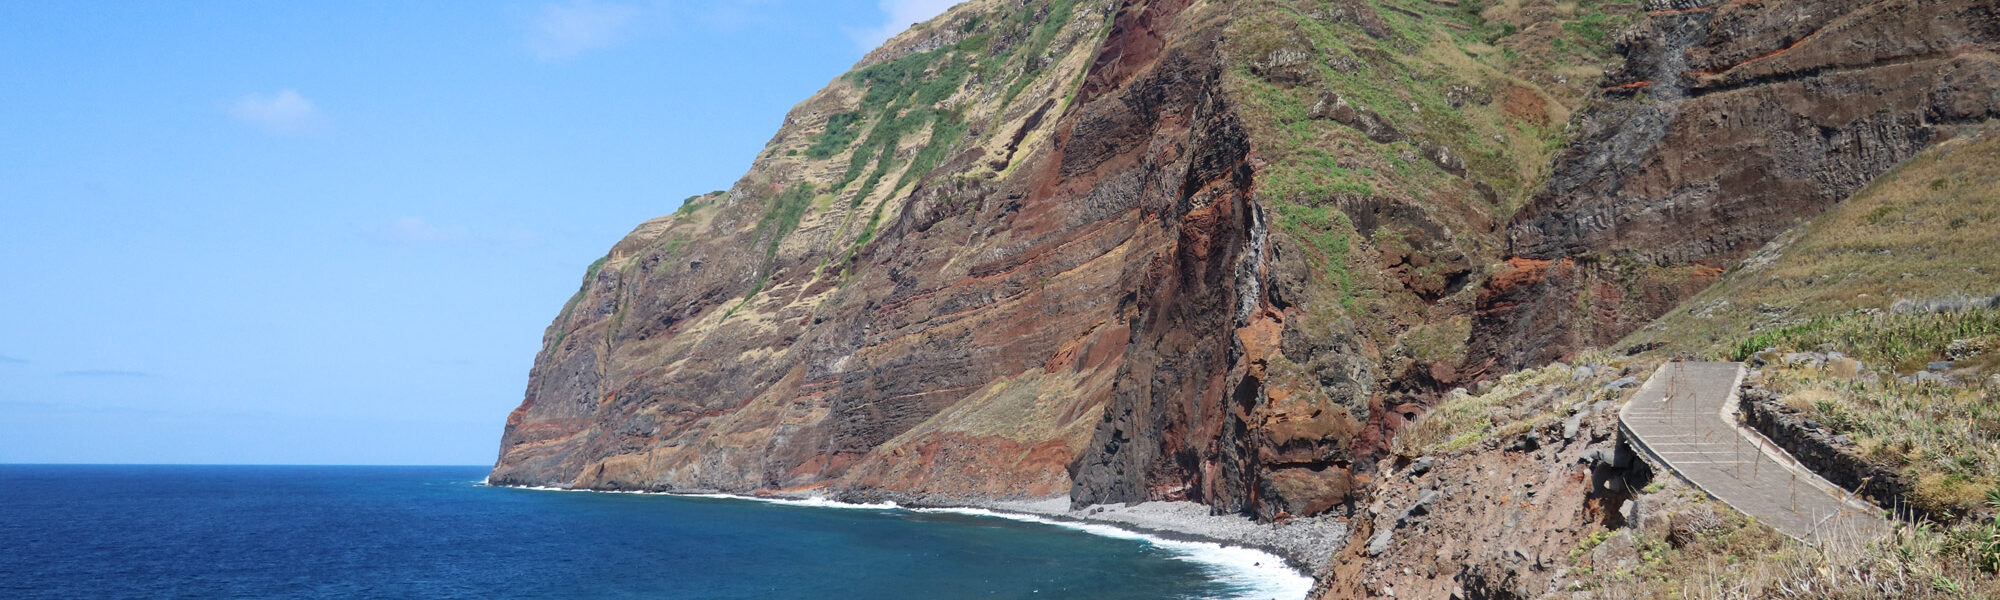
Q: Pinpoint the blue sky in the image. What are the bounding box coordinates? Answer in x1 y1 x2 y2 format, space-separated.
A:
0 0 958 465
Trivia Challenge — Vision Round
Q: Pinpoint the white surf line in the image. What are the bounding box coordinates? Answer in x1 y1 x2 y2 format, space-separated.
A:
909 505 1313 600
484 482 1310 600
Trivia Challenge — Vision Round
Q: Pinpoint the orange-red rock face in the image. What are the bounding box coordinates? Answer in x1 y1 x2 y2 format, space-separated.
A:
492 0 1393 521
491 0 1337 517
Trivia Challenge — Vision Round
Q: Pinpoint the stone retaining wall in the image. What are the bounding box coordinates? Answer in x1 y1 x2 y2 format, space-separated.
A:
1735 383 1936 522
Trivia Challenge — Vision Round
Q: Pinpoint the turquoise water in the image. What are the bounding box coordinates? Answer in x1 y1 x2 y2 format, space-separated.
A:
0 465 1302 599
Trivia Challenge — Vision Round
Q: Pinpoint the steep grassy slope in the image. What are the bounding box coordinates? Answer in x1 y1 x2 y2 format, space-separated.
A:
1219 0 1633 394
1067 0 1639 517
1626 124 2000 359
494 0 1133 496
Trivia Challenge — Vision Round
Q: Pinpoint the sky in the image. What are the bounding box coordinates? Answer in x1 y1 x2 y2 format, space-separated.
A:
0 0 960 466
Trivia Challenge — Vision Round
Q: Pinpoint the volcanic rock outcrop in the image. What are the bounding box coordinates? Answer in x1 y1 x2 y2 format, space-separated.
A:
494 0 1387 518
1466 0 2000 376
494 0 1568 520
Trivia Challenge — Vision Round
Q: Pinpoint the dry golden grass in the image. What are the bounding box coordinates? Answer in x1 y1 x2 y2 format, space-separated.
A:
1763 370 2000 517
1583 486 2000 599
1739 309 2000 517
1391 360 1607 456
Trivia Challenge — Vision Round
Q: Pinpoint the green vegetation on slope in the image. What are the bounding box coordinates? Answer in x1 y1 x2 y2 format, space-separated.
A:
1002 0 1082 105
1735 311 2000 373
803 112 865 159
749 0 1111 289
1224 0 1633 362
756 183 816 262
1271 200 1360 309
726 182 817 316
821 45 979 209
674 190 725 216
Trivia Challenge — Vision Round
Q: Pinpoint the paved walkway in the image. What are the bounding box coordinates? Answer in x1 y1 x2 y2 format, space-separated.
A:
1618 362 1891 545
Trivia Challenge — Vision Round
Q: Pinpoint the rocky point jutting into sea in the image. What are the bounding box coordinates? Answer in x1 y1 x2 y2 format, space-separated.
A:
494 0 2000 597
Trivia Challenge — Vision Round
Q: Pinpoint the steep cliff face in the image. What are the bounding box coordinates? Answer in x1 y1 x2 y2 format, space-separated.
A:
494 0 1278 501
495 0 1140 497
1070 0 1629 518
493 0 1609 520
1467 0 2000 376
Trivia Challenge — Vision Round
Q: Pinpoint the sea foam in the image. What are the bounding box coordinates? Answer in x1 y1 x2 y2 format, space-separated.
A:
910 506 1313 600
488 481 1311 600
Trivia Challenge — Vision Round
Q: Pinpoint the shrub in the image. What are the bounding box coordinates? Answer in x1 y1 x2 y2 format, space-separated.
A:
804 112 865 159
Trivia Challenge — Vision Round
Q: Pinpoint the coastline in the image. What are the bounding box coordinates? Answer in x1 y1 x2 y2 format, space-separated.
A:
487 481 1341 599
979 497 1347 575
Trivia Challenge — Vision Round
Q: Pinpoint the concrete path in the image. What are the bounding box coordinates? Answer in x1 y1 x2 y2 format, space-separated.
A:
1618 362 1892 545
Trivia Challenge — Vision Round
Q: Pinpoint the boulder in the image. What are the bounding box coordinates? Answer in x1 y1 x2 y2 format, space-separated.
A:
1783 353 1826 369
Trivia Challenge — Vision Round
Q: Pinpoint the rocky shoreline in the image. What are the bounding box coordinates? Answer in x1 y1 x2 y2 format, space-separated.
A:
493 483 1347 577
809 488 1348 574
981 498 1348 575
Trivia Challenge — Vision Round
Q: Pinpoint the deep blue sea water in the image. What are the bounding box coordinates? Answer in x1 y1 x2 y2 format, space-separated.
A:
0 465 1304 599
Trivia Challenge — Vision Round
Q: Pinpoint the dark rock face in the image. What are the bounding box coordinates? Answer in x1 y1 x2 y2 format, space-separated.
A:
1061 45 1377 518
1467 0 2000 377
1063 33 1264 509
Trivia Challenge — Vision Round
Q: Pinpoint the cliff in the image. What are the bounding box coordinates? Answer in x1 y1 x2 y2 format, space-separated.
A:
492 0 2000 587
493 0 1618 520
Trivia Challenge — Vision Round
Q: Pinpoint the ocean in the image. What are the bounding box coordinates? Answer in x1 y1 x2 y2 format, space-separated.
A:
0 465 1307 599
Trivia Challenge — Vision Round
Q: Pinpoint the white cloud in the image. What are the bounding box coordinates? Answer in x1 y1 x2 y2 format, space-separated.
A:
525 0 647 61
228 89 325 136
850 0 960 49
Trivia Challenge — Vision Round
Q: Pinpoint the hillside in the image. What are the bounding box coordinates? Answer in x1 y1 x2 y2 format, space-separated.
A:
492 0 2000 597
1466 0 2000 377
1627 123 2000 359
1321 123 2000 600
491 0 1635 520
